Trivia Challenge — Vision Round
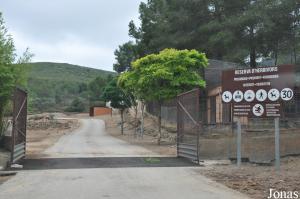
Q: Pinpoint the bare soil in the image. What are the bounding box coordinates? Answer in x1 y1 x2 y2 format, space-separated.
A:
0 176 11 185
102 111 300 199
100 113 176 156
200 157 300 199
26 113 80 158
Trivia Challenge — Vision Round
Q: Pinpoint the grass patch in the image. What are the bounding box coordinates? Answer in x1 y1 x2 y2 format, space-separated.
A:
144 157 161 164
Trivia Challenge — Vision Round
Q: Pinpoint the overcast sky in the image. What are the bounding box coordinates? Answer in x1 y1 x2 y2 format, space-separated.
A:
1 0 144 71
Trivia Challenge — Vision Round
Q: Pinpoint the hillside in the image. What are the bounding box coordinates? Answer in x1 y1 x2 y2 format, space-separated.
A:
28 62 114 82
26 62 116 113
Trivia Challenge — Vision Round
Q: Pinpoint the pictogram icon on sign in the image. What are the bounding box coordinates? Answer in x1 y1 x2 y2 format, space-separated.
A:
280 88 294 101
252 104 264 117
268 89 280 101
233 90 243 102
222 91 232 103
256 89 267 102
244 90 255 102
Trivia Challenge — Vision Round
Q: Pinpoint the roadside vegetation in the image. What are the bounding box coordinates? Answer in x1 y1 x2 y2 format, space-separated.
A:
0 13 33 142
114 0 300 72
26 62 115 113
118 49 208 144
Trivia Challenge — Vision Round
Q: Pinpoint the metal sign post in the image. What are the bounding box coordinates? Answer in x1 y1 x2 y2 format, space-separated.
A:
237 118 242 167
275 117 280 171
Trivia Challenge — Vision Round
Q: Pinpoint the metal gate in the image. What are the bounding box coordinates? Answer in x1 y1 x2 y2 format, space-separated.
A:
11 88 27 164
177 88 201 163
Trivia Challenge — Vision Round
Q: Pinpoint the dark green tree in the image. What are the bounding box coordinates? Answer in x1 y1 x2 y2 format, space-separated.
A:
0 13 33 136
127 0 300 67
101 78 132 134
88 76 106 103
65 98 85 112
113 41 138 73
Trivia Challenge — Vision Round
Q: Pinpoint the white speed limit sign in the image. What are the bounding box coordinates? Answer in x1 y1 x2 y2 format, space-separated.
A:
280 88 294 101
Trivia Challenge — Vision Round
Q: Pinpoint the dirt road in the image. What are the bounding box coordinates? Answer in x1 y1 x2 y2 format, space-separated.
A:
43 118 158 157
0 117 249 199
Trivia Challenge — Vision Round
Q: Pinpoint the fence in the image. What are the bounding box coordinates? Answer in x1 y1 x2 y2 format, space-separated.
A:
146 88 300 164
177 88 201 162
11 88 27 164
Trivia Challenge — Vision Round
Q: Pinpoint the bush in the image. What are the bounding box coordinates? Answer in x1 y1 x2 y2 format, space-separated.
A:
89 100 106 107
65 98 85 112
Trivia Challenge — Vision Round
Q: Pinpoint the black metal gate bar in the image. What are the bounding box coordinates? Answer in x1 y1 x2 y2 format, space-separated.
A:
11 88 27 164
177 88 200 163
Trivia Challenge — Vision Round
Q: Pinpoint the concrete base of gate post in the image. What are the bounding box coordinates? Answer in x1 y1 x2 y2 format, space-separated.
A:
0 149 10 170
10 164 23 169
0 171 17 176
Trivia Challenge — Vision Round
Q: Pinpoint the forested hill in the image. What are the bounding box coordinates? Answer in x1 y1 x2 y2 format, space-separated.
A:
28 62 114 82
26 62 115 113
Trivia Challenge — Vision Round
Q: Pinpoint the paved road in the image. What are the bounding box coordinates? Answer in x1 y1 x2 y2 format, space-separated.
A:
0 118 249 199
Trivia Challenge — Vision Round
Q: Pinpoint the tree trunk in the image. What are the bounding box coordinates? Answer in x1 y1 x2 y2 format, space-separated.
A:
134 105 138 138
157 101 162 145
274 51 278 66
250 47 256 68
134 105 138 126
141 102 145 138
293 45 297 64
0 107 3 136
120 109 124 135
249 26 256 68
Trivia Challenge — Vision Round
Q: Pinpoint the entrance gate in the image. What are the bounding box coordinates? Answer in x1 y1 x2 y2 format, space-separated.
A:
177 88 201 163
10 88 27 164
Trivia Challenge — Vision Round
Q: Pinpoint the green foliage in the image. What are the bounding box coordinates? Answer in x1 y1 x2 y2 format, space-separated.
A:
113 41 138 73
0 13 16 113
89 101 106 107
121 48 207 102
118 48 207 144
0 13 32 139
127 0 300 67
28 62 114 82
101 78 132 110
65 98 85 112
101 77 133 135
26 62 116 113
88 76 106 101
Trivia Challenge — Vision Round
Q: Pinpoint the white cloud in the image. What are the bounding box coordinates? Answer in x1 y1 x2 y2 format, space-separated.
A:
2 0 145 71
11 31 115 71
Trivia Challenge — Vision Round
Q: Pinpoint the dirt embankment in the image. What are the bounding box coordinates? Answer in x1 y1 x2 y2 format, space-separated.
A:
103 111 300 199
200 157 300 199
26 113 80 158
100 112 177 156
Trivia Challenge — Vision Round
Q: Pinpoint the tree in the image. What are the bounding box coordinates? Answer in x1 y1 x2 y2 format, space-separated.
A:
0 13 33 137
123 48 208 144
128 0 300 67
88 76 106 103
113 41 138 73
101 78 133 135
65 98 85 112
118 69 141 134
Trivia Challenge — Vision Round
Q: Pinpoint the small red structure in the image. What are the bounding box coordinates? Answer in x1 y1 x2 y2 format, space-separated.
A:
89 107 112 117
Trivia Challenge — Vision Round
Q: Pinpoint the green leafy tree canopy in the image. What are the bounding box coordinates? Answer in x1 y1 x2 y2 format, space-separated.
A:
129 48 208 102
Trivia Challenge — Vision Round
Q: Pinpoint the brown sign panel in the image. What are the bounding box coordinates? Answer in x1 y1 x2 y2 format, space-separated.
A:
222 65 295 118
233 103 281 118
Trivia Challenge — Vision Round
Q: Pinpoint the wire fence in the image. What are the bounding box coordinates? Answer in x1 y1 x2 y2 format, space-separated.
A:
146 89 300 164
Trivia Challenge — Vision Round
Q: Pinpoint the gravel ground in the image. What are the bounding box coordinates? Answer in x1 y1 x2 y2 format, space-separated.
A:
103 111 300 199
100 114 177 156
200 156 300 199
26 113 80 158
